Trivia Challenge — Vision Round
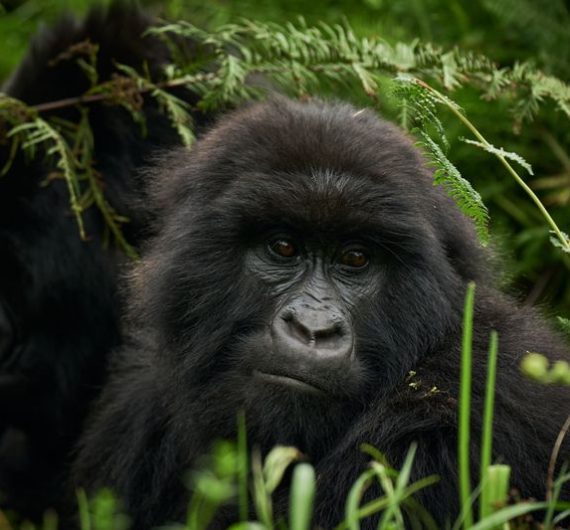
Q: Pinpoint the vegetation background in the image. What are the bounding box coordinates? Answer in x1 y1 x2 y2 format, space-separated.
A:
1 1 570 528
1 0 569 318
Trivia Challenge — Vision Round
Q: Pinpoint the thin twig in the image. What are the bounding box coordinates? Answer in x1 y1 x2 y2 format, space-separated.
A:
547 413 570 501
32 73 216 113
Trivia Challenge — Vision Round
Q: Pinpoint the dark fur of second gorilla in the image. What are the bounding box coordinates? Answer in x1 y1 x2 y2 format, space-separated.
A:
72 97 570 528
0 5 207 519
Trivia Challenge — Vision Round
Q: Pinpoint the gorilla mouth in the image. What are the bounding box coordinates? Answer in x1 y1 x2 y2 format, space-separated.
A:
253 370 324 395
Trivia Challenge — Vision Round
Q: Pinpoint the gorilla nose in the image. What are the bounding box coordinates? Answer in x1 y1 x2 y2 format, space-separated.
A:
273 306 353 358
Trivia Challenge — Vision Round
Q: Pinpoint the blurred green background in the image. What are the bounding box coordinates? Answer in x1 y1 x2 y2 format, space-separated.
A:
1 0 569 314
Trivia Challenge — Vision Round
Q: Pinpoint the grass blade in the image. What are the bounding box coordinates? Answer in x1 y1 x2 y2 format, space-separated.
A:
459 281 476 528
479 330 499 519
289 463 316 530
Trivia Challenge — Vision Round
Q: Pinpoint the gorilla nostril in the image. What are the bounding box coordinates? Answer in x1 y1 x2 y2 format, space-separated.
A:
285 316 315 345
314 322 346 350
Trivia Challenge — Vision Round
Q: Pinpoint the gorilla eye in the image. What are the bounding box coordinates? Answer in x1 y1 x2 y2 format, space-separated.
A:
339 248 369 269
268 238 298 259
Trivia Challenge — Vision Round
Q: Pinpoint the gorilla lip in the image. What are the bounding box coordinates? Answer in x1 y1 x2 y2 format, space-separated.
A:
253 370 324 395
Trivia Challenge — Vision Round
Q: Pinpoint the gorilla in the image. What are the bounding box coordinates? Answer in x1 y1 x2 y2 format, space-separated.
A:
73 97 570 528
0 5 203 519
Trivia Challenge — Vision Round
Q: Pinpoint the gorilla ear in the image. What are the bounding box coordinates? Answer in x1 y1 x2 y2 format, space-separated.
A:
432 196 489 282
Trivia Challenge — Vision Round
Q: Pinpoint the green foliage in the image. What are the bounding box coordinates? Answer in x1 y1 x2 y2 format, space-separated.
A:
1 3 569 529
392 76 570 255
7 111 86 236
4 289 569 529
521 352 570 385
2 4 570 313
479 465 510 529
149 17 570 125
559 317 570 335
550 231 570 255
58 434 567 530
288 463 315 530
420 132 489 244
113 63 196 147
3 14 569 268
0 94 139 257
479 332 499 521
76 489 130 530
461 139 533 176
458 282 476 529
457 286 570 530
481 0 570 77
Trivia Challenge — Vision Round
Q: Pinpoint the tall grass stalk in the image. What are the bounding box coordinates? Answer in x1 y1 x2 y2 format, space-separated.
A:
237 411 248 522
479 331 499 519
76 489 91 530
459 282 476 529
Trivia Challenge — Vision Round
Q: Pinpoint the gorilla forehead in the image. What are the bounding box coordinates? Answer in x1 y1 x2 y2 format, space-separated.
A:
214 167 424 243
168 97 436 209
158 98 444 244
208 97 425 179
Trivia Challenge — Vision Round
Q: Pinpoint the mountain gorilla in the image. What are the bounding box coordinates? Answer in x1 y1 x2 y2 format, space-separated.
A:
73 97 570 527
0 5 203 519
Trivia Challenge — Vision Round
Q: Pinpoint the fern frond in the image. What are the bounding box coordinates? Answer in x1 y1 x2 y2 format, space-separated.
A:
113 63 195 146
151 87 195 147
148 17 570 127
461 139 534 175
558 317 570 334
550 231 570 254
8 118 86 239
419 132 490 244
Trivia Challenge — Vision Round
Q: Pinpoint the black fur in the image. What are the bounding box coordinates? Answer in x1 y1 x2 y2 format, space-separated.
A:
0 5 203 518
73 98 570 528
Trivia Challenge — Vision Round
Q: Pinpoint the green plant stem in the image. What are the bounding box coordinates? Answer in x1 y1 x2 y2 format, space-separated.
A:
237 411 248 523
418 79 570 254
76 489 91 530
84 168 139 259
30 72 217 113
547 414 570 502
289 463 316 530
480 330 499 520
459 282 476 529
333 475 440 530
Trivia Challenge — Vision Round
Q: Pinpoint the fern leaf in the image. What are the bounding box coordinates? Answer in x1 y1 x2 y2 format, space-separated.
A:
461 139 534 175
419 132 490 244
9 118 85 238
550 230 570 254
558 317 570 335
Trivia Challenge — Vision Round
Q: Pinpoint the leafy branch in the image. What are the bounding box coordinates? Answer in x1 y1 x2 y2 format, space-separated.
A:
412 78 569 254
149 18 570 124
2 17 569 257
2 97 86 238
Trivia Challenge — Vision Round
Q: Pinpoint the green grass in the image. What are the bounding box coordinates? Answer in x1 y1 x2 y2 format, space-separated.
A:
6 284 569 530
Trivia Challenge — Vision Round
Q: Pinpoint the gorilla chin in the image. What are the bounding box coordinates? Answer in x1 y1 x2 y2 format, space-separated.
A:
72 96 570 529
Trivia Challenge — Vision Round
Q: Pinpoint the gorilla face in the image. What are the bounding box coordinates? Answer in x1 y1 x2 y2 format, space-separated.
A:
232 169 445 402
238 177 387 399
135 98 480 437
245 224 372 396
